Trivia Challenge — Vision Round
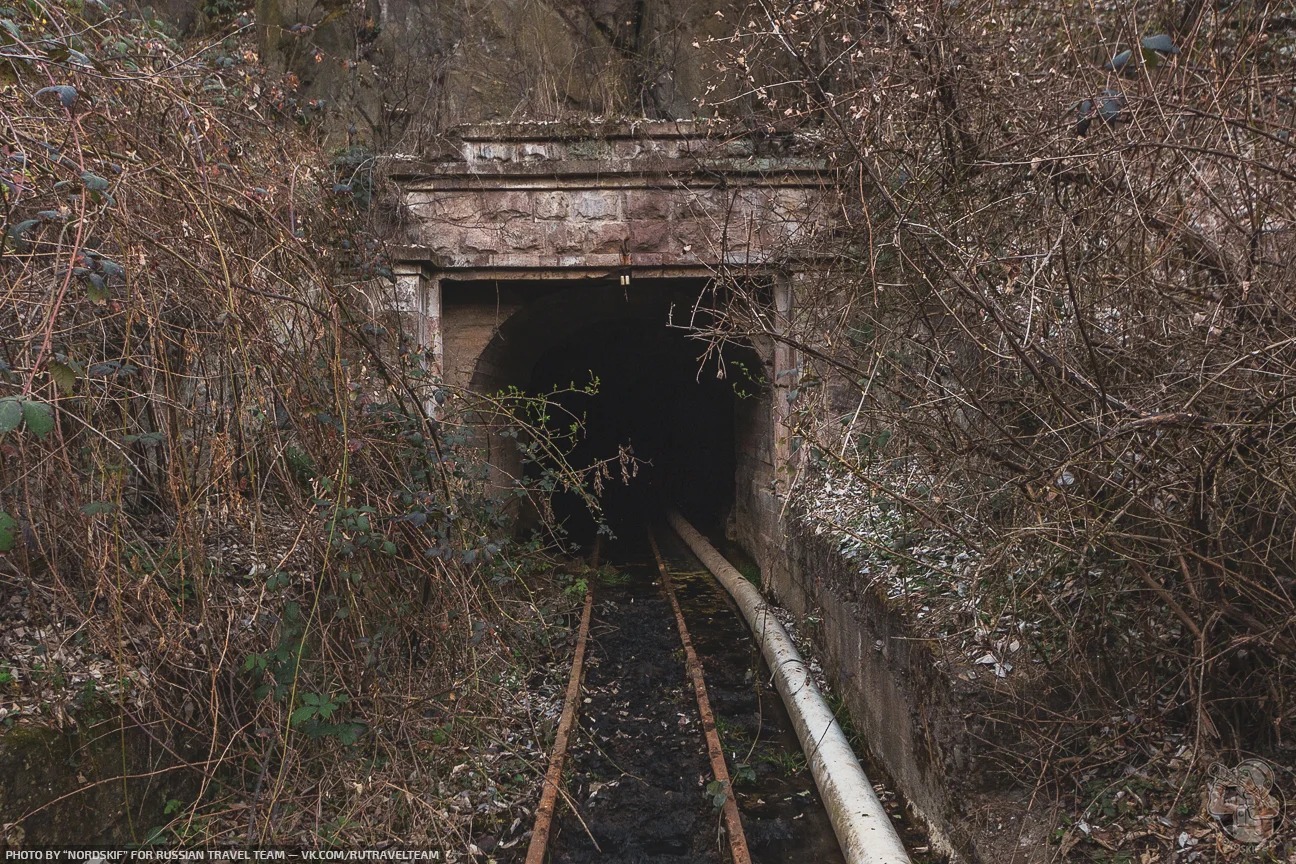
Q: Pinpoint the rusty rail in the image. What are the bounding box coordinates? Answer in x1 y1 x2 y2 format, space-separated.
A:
648 527 753 864
523 543 598 864
526 532 753 864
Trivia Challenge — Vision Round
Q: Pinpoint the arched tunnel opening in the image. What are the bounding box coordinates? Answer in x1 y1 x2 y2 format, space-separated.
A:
458 278 766 546
527 315 742 541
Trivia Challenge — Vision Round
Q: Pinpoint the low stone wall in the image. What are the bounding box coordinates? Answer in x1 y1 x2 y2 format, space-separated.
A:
0 720 195 846
737 506 1020 863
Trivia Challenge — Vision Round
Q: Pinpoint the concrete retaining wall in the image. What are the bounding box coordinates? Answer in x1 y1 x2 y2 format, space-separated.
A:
735 503 1013 862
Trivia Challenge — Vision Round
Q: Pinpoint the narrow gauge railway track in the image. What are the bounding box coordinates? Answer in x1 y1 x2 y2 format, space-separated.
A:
522 521 910 864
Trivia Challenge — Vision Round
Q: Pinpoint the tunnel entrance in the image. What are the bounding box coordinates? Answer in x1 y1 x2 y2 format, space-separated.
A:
528 313 743 540
458 278 764 544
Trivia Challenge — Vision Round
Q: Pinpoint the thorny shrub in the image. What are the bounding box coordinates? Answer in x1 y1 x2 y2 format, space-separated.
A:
704 0 1296 806
0 0 582 848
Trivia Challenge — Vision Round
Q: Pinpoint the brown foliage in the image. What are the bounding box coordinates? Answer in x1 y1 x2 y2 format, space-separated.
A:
0 1 554 845
707 0 1296 782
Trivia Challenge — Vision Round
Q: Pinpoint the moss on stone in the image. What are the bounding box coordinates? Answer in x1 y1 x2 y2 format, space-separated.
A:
0 719 196 845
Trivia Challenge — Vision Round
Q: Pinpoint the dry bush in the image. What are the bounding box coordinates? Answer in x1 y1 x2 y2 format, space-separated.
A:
704 0 1296 794
0 0 569 847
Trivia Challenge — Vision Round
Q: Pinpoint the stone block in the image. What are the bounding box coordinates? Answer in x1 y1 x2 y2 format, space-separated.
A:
592 221 630 252
405 201 439 225
438 192 484 222
460 227 503 253
733 186 772 214
501 222 542 251
612 139 643 159
534 191 570 219
568 221 629 253
567 140 615 161
470 142 512 162
486 191 533 219
774 188 813 218
627 220 668 252
624 190 673 220
425 224 468 254
518 143 551 162
392 275 422 313
573 191 620 220
546 223 578 254
672 220 704 250
629 253 664 268
723 138 755 157
694 191 737 222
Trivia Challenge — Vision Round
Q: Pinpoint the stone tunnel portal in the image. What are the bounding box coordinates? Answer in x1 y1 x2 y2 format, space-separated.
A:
393 121 828 556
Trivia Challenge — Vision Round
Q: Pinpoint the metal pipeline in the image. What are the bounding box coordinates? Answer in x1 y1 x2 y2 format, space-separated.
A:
666 511 913 864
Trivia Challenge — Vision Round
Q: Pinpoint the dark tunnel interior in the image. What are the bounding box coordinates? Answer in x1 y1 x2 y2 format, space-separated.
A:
529 318 739 541
472 279 762 545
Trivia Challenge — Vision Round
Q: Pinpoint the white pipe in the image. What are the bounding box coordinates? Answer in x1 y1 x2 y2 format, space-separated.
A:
667 511 913 864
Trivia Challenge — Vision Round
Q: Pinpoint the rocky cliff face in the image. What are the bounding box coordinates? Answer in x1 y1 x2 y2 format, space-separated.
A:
246 0 749 148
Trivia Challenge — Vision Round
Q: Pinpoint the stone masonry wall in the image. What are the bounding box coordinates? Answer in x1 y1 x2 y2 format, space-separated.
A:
395 123 829 275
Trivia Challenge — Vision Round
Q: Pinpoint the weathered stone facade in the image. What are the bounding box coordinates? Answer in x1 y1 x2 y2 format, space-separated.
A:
394 121 827 284
391 120 828 387
391 127 1008 858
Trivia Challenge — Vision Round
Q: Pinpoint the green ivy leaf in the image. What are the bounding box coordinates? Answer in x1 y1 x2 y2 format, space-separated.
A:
0 398 21 435
34 84 77 108
289 704 317 726
48 359 77 395
705 779 728 809
87 274 109 303
0 510 16 552
80 171 109 192
20 400 54 438
4 219 40 252
335 722 364 745
1141 33 1179 55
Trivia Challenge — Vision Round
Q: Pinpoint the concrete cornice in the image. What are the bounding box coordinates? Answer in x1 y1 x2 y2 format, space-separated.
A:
393 121 833 274
449 119 725 142
395 159 828 190
386 121 829 183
